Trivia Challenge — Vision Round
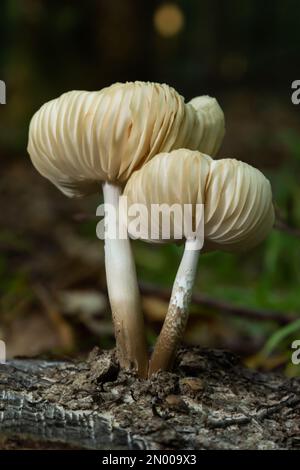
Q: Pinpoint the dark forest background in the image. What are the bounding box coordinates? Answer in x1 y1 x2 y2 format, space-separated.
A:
0 0 300 375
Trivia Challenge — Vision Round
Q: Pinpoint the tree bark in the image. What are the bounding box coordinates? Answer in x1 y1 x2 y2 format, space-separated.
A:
0 347 299 450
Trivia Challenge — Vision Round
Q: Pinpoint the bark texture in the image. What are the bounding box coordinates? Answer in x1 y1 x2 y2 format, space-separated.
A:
0 347 299 450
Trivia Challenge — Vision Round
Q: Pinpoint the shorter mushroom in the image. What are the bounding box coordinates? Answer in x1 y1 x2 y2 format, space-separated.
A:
124 149 274 375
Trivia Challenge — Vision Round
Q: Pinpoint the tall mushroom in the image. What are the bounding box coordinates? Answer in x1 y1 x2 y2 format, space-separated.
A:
27 82 225 377
123 149 274 375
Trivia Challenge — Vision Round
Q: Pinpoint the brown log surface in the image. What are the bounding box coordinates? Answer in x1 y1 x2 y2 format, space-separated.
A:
0 347 299 450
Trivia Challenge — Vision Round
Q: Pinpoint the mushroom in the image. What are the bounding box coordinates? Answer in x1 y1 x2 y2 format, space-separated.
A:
27 82 224 377
123 149 274 375
188 95 225 156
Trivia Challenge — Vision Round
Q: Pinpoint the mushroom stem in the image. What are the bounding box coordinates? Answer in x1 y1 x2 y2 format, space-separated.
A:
102 182 148 378
149 238 200 376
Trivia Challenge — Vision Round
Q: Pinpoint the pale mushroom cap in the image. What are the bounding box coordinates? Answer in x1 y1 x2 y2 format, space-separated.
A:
27 82 225 197
188 95 225 156
123 149 274 251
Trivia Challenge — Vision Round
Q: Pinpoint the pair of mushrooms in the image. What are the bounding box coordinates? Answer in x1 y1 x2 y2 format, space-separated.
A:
28 81 274 378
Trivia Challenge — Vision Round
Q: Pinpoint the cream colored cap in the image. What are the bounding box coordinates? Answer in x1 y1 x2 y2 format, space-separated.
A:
27 82 225 197
123 149 274 251
188 95 225 156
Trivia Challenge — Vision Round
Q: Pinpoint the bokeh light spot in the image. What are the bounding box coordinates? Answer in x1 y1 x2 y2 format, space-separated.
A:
154 3 184 38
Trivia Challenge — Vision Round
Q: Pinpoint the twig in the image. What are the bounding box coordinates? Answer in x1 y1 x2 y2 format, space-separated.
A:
274 220 300 238
139 282 296 326
274 205 300 238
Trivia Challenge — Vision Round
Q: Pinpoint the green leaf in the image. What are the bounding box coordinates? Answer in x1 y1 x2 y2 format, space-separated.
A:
261 318 300 357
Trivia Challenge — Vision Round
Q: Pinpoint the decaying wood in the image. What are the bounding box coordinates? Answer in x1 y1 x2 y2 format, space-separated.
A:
0 348 299 450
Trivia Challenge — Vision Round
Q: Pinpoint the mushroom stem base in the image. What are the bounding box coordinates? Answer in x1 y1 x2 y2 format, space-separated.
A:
149 239 200 376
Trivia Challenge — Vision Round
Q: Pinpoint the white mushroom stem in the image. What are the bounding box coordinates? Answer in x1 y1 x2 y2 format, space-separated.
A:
102 182 148 378
149 238 201 376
